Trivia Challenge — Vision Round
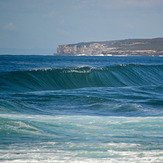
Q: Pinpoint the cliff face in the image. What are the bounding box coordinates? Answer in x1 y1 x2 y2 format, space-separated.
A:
56 38 163 56
57 43 108 55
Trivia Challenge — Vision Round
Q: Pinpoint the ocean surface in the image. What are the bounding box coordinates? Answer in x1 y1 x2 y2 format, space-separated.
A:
0 55 163 163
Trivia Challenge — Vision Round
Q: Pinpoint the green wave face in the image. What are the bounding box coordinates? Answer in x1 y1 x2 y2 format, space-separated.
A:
0 64 162 93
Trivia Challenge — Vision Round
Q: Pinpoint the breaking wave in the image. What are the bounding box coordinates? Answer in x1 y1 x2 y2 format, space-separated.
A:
0 64 162 93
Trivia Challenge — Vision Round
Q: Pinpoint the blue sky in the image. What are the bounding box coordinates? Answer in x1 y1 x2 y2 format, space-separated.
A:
0 0 163 52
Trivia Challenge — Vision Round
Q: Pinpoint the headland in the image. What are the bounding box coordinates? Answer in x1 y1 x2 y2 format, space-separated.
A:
55 38 163 56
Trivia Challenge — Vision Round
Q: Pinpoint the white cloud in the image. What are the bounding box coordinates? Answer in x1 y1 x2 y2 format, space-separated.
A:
3 23 16 31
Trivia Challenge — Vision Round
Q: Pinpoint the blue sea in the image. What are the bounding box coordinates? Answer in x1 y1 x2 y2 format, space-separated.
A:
0 55 163 163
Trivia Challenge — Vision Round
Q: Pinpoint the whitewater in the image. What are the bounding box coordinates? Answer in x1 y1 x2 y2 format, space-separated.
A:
0 55 163 163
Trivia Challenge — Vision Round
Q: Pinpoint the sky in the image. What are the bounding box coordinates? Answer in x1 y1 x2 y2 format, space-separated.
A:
0 0 163 53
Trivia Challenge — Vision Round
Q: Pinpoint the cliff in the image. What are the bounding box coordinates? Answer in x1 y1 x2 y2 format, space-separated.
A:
56 38 163 56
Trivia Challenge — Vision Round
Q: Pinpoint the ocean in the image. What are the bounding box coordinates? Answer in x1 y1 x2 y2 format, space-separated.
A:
0 55 163 163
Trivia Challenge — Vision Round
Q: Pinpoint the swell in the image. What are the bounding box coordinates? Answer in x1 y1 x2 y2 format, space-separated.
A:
0 64 163 93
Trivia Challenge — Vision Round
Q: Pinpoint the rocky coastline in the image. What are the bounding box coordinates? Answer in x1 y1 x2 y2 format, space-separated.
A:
55 38 163 56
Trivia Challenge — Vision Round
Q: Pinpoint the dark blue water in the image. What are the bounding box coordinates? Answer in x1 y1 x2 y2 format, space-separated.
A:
0 55 163 162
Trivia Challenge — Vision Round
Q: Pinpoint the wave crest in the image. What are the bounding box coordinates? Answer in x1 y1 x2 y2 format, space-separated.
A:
0 64 162 93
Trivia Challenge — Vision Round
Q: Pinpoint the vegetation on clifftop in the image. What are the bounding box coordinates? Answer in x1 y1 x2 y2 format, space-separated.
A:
56 38 163 56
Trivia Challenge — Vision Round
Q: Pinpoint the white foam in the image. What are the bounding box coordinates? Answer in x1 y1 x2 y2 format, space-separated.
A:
1 115 163 162
1 148 163 163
